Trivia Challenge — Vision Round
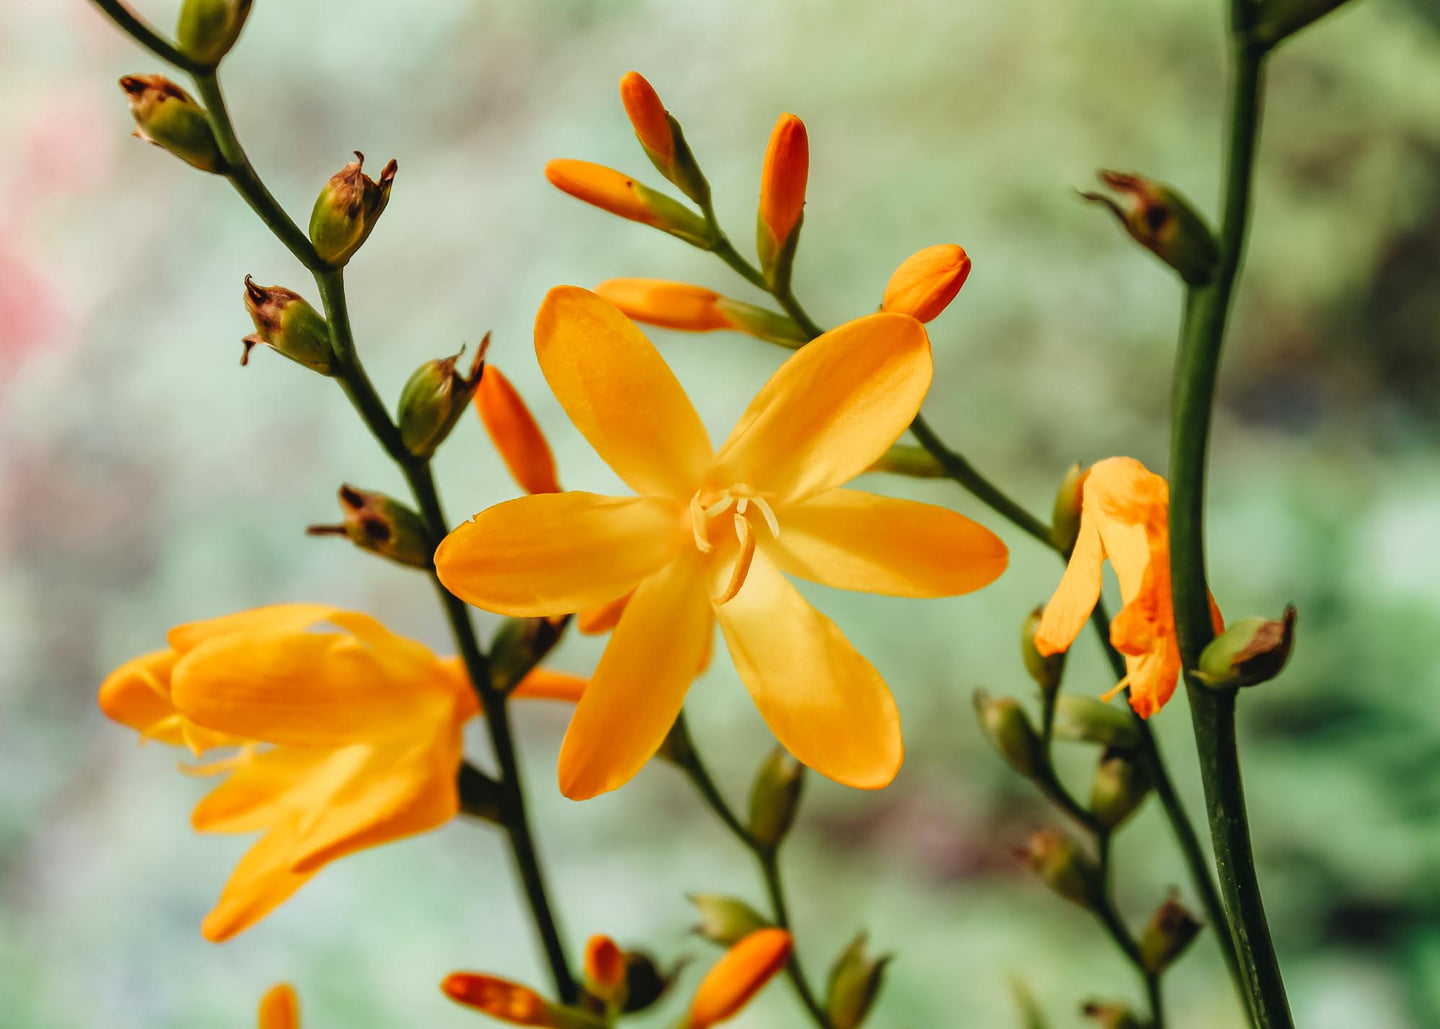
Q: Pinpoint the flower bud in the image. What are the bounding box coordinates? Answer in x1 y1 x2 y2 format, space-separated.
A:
241 276 333 373
441 974 556 1026
1082 1002 1145 1029
689 894 772 947
583 935 627 1009
309 152 397 266
974 690 1043 778
1051 695 1140 750
687 929 793 1029
488 615 568 694
1081 171 1219 286
1253 0 1356 48
1140 895 1202 974
1197 605 1297 690
476 365 561 495
881 244 972 323
397 336 488 458
866 444 946 479
748 746 805 848
176 0 252 65
756 114 808 288
1021 607 1066 697
594 279 807 347
545 160 710 246
118 74 224 173
1050 462 1088 555
305 485 433 568
1089 748 1150 829
258 984 298 1029
825 932 890 1029
620 71 710 205
1023 829 1101 911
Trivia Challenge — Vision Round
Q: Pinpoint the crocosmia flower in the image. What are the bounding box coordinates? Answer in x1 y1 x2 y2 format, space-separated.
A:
98 604 584 940
435 287 1007 799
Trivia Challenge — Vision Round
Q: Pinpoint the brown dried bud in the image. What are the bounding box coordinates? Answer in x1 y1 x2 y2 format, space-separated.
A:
1081 171 1218 286
118 74 224 173
306 485 433 569
1023 829 1101 911
1140 894 1203 974
1197 605 1297 690
309 152 398 266
241 276 333 373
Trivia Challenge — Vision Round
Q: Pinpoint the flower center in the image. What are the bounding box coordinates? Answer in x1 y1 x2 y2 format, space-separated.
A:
689 483 780 604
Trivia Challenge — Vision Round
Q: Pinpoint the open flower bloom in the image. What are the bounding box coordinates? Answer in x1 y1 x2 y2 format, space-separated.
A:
1033 457 1220 717
436 287 1008 798
687 928 793 1029
98 604 585 941
258 984 300 1029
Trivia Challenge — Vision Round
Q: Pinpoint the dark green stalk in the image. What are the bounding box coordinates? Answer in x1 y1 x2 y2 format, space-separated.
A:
89 0 207 74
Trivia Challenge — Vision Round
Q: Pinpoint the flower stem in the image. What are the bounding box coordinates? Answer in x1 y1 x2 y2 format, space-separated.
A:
88 0 207 74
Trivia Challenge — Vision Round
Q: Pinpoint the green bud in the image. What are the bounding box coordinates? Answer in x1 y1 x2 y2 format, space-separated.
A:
825 932 890 1029
1081 171 1219 287
1089 748 1150 829
1197 605 1297 690
1253 0 1357 48
1023 829 1101 911
1139 895 1202 974
176 0 253 65
866 444 946 479
241 276 333 373
1082 1002 1145 1029
118 74 225 173
489 615 569 694
1050 462 1087 555
974 690 1043 778
1051 695 1140 751
688 894 771 946
456 762 503 822
748 746 805 848
1021 608 1066 697
309 151 398 266
397 336 488 458
306 485 433 568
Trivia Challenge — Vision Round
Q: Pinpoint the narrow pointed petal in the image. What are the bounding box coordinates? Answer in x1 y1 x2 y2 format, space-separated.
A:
511 667 588 703
766 488 1007 597
476 365 561 495
1034 514 1105 656
712 313 932 504
202 821 315 942
535 286 712 499
558 555 711 799
713 549 902 789
436 492 683 617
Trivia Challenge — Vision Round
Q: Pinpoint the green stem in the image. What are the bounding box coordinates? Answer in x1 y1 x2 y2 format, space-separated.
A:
88 0 208 74
1167 9 1291 1024
1094 832 1162 1028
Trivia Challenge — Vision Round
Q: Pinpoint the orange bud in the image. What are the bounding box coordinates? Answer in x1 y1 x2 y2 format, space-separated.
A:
441 974 554 1026
758 114 808 248
476 366 561 495
620 71 674 165
881 244 972 323
257 984 299 1029
596 279 732 332
545 159 708 244
687 928 793 1028
584 934 627 1000
577 592 631 635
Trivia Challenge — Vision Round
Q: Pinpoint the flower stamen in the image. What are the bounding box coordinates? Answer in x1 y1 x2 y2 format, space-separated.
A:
713 515 756 605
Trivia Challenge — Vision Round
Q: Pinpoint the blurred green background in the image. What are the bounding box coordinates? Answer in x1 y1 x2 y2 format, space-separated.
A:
4 0 1439 1026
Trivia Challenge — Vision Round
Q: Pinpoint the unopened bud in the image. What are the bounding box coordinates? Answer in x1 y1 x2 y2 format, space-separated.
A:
1021 608 1066 697
1052 695 1141 750
476 365 561 495
440 973 556 1026
689 895 772 947
583 935 627 1009
489 615 568 694
176 0 252 65
1081 171 1219 286
545 160 710 246
1197 605 1296 690
241 276 333 373
594 279 806 347
1090 748 1150 829
757 113 808 289
306 485 433 568
1253 0 1357 48
1082 1002 1145 1029
308 152 397 266
1140 895 1202 974
748 746 805 848
118 74 224 173
620 71 710 205
825 932 890 1029
1050 463 1088 555
974 690 1043 778
1023 829 1101 910
867 444 946 479
687 929 793 1029
397 336 488 458
881 245 972 323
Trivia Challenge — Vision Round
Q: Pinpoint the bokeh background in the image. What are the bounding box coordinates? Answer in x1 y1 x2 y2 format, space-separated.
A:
4 1 1440 1026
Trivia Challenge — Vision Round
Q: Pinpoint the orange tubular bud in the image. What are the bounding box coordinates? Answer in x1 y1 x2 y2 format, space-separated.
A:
257 984 299 1029
620 71 674 165
881 244 972 323
441 974 555 1026
476 366 561 495
584 934 627 1002
757 114 808 280
687 928 793 1028
596 279 732 332
545 159 709 245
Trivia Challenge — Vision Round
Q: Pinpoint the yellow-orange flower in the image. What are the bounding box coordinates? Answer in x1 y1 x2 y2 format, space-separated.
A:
758 114 808 260
436 287 1008 799
441 973 556 1026
1034 457 1220 717
687 928 793 1029
881 244 972 323
477 365 561 495
620 71 674 166
258 984 300 1029
98 604 585 940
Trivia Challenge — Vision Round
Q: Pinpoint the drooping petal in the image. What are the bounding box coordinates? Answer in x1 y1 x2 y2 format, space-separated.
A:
476 365 561 495
511 668 588 703
436 492 683 617
766 488 1007 597
535 286 713 499
1034 511 1106 657
558 554 712 800
258 984 300 1029
712 313 932 504
166 603 338 655
713 549 902 789
202 820 316 942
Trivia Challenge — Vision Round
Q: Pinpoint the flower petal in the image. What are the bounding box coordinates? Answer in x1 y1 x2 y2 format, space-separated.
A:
1034 511 1105 657
436 492 683 617
98 650 183 742
577 592 631 635
511 667 588 703
766 488 1007 597
535 286 712 499
258 985 300 1029
476 365 561 495
558 555 711 799
191 747 335 835
712 313 932 504
166 603 338 655
201 819 315 942
713 549 902 789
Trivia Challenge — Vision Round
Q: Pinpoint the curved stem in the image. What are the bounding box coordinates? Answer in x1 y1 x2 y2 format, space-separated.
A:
88 0 208 74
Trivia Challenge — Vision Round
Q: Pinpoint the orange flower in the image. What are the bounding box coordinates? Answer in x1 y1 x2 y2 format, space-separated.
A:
436 288 1007 798
881 244 972 323
757 114 808 268
620 71 674 166
98 604 585 940
478 366 561 495
258 984 300 1029
687 928 793 1028
1034 457 1220 717
441 973 556 1026
545 160 708 244
596 278 809 347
